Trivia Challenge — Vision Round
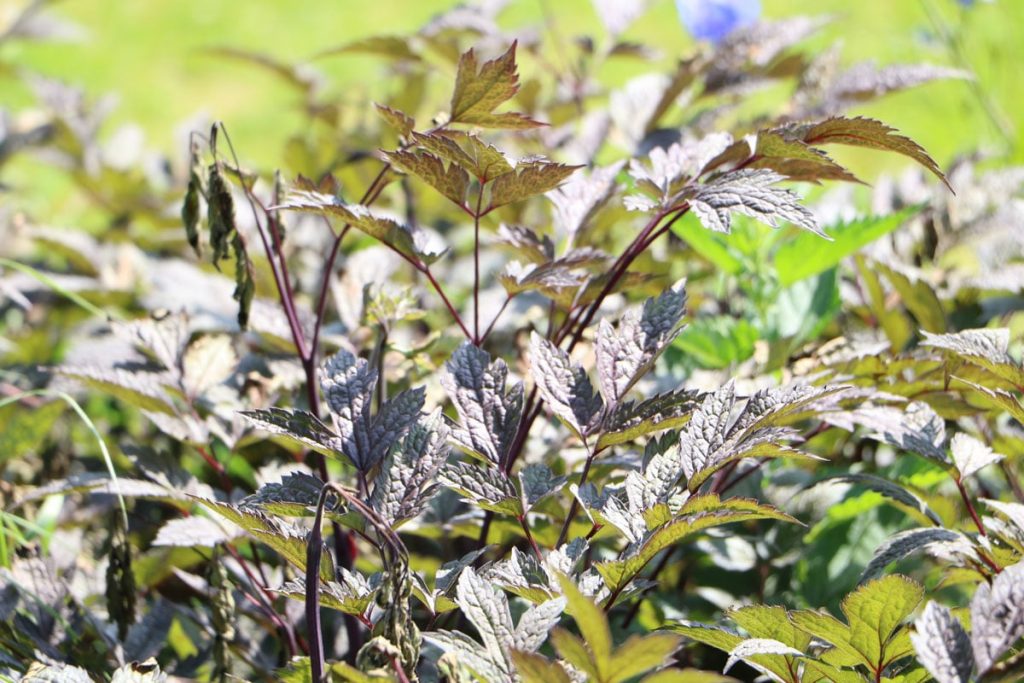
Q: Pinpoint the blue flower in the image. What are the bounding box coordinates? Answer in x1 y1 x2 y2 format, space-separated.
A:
675 0 762 43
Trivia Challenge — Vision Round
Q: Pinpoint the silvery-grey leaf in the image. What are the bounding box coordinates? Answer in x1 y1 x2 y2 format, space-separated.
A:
424 630 508 683
241 471 325 516
456 568 515 675
442 342 524 466
240 407 343 458
982 499 1024 538
320 350 377 469
678 382 737 483
689 169 821 236
547 161 623 238
437 547 491 596
368 386 426 467
513 597 566 651
21 662 94 682
950 432 1004 481
518 463 567 512
152 516 242 548
970 560 1024 674
370 411 450 527
595 282 687 405
861 528 971 582
109 659 168 683
911 601 973 683
861 401 949 464
724 638 804 674
529 332 603 438
439 462 521 515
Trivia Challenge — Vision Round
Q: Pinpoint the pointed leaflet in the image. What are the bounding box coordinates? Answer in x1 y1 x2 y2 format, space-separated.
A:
195 499 335 582
790 575 923 671
241 471 326 517
910 602 972 683
860 528 973 582
440 461 522 516
949 432 1003 481
375 103 415 137
596 282 687 405
240 407 343 460
277 569 381 615
383 148 471 207
792 116 950 189
449 42 542 129
922 328 1024 388
369 411 450 528
677 382 822 492
442 342 523 466
518 463 567 512
970 560 1024 675
689 170 822 236
413 130 513 182
454 568 516 677
489 158 580 211
513 597 567 652
598 389 699 449
274 190 444 265
320 350 424 471
724 639 804 676
529 332 603 438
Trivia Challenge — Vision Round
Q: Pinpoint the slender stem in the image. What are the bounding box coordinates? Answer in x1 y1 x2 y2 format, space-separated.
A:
956 478 987 537
480 295 513 343
556 449 596 547
224 544 300 656
499 205 689 482
473 186 484 344
518 515 543 560
420 264 473 340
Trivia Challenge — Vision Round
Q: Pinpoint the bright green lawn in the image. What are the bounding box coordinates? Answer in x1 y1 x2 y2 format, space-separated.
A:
2 0 1022 219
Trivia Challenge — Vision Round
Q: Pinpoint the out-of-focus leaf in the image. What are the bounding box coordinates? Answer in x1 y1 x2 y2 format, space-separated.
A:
0 400 65 465
774 207 918 286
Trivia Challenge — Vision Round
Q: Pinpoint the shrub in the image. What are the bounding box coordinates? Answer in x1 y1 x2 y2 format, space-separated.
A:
2 2 1024 682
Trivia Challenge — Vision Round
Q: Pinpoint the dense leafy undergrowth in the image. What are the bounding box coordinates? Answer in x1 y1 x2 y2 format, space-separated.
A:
3 1 1024 682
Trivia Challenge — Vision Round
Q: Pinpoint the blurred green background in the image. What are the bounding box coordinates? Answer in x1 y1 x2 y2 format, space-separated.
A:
2 0 1021 215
